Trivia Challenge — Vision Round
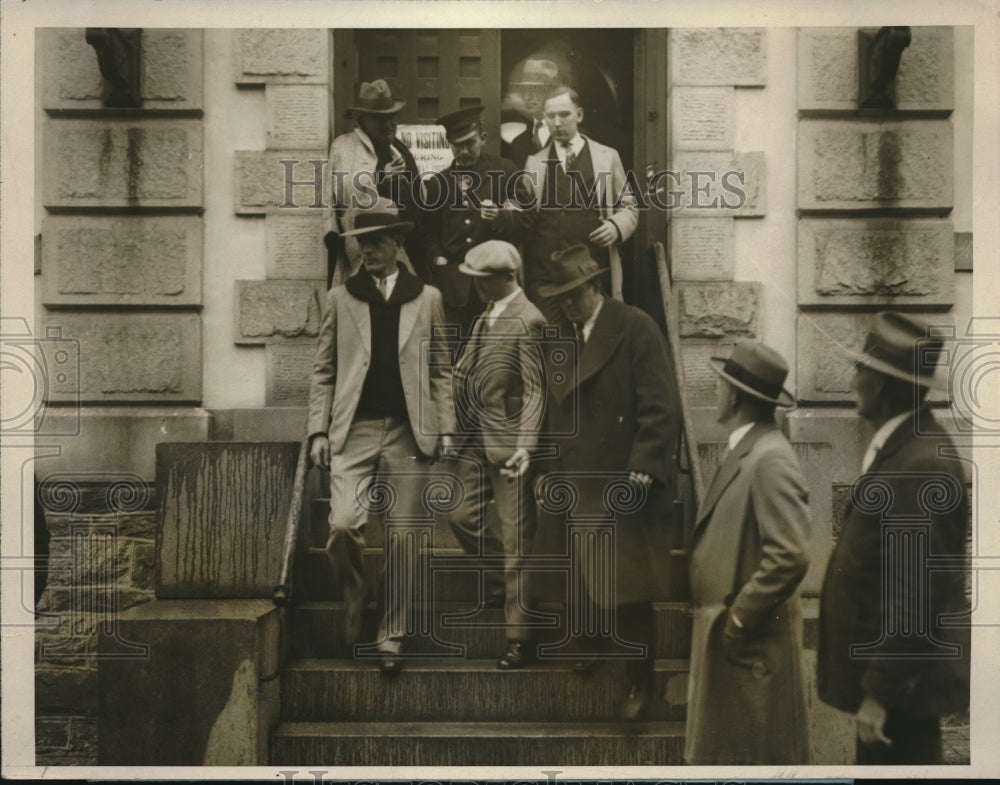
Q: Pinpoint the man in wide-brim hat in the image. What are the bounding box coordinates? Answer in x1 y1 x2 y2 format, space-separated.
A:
685 339 812 765
531 243 679 721
307 195 454 674
818 311 969 764
324 79 426 287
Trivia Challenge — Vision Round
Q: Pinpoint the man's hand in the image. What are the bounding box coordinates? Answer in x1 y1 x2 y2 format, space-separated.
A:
434 256 449 267
310 435 331 471
383 156 407 175
628 471 653 489
855 695 891 747
589 220 619 248
499 448 531 479
480 199 499 222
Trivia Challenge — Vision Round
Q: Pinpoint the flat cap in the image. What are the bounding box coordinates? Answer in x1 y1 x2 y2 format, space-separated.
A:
459 240 522 276
437 105 486 143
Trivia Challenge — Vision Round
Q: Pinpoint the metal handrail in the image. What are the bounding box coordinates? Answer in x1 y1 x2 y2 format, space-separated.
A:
651 240 704 509
273 437 311 606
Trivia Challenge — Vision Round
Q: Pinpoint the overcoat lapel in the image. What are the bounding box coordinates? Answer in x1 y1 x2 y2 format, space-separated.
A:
397 297 419 353
691 422 776 539
344 295 371 356
550 299 624 405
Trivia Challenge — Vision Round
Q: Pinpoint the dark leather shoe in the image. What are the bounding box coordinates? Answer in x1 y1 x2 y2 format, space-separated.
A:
618 681 652 721
572 658 603 673
377 651 404 674
497 640 534 670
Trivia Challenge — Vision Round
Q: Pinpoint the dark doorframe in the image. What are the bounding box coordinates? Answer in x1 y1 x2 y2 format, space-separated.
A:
634 28 670 256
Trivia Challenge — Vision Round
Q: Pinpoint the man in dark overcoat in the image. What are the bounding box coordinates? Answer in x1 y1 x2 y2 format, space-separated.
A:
818 311 970 764
532 244 677 720
685 341 811 765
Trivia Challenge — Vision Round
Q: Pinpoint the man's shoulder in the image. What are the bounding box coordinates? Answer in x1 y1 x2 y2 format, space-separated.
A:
583 135 622 160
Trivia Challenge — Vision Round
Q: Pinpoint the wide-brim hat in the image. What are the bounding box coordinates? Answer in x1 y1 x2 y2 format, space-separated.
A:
459 240 521 277
437 105 485 144
340 197 413 238
510 58 560 88
847 311 948 390
710 340 795 407
536 244 608 297
350 79 405 115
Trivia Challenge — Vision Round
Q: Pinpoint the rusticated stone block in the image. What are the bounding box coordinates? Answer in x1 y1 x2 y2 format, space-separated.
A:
234 279 324 344
798 120 953 211
671 86 735 151
40 29 204 112
234 150 327 214
798 27 954 113
798 218 955 308
41 313 201 403
265 210 327 279
795 312 951 403
43 119 203 210
670 217 735 280
46 535 132 588
266 344 315 406
669 151 765 216
671 28 766 86
266 84 329 149
154 443 299 597
41 216 203 307
677 282 759 338
233 29 328 85
678 338 733 400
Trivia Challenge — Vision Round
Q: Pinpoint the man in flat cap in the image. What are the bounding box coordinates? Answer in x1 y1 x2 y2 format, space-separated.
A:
325 79 427 287
307 197 454 674
685 341 811 765
439 240 548 670
420 105 519 343
818 312 969 763
532 244 677 720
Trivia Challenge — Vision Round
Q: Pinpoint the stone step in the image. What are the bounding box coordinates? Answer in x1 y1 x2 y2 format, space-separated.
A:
298 547 691 602
280 658 690 723
290 600 693 660
270 720 686 766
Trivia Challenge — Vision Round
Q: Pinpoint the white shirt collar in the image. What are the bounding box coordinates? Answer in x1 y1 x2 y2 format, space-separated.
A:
487 286 521 325
861 411 910 472
578 296 604 343
727 421 756 453
372 269 399 300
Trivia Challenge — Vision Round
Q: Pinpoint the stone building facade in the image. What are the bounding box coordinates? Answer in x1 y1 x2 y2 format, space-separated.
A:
30 26 973 766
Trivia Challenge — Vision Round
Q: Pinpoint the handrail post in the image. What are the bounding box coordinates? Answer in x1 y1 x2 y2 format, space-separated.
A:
273 437 311 606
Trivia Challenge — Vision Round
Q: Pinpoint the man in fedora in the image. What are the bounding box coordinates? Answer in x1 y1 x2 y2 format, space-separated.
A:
685 341 811 765
818 312 970 763
532 244 677 720
502 58 561 168
497 86 638 323
325 79 427 287
307 197 455 673
438 240 548 670
420 105 519 342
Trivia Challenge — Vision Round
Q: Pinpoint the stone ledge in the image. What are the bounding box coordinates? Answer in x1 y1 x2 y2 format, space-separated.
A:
40 215 203 307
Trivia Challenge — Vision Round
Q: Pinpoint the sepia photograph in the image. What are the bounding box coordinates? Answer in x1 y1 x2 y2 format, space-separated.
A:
1 0 998 779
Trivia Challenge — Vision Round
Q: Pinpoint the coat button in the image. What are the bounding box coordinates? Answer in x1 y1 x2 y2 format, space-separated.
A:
751 661 767 679
464 218 471 225
466 237 472 244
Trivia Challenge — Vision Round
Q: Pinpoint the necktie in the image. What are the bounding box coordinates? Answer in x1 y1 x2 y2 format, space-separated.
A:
532 120 542 150
377 277 388 302
562 142 576 170
483 301 495 329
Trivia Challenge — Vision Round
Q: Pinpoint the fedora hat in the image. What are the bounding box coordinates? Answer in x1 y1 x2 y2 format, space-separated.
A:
459 240 521 277
536 244 608 298
340 197 413 238
350 79 405 115
511 58 560 88
710 340 795 408
849 311 947 390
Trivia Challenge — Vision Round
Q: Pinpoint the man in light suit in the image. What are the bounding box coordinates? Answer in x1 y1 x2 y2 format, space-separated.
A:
439 240 548 670
497 87 638 323
307 198 454 673
324 79 427 287
818 312 970 763
685 341 811 765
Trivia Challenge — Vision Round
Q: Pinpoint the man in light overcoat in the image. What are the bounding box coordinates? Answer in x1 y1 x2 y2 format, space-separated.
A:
685 341 811 765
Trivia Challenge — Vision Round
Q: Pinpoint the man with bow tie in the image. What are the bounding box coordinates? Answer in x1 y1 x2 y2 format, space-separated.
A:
685 341 811 764
532 244 677 721
497 87 638 324
307 198 454 674
439 240 548 670
818 312 970 764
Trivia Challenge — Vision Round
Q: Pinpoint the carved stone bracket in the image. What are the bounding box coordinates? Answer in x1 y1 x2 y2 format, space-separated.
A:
84 28 143 108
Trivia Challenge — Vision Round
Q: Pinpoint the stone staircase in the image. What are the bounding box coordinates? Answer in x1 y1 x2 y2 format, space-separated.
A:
269 491 695 766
